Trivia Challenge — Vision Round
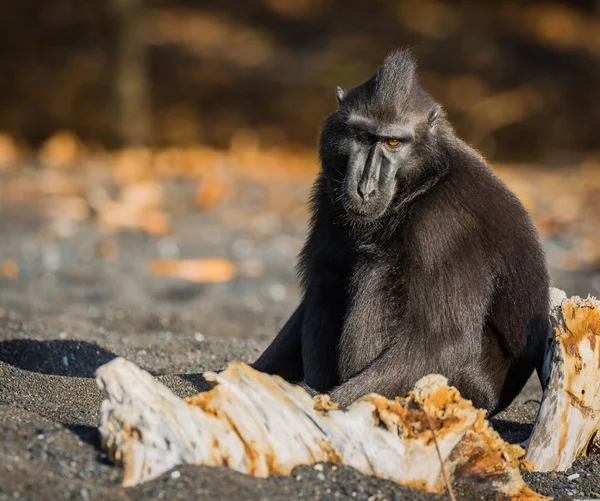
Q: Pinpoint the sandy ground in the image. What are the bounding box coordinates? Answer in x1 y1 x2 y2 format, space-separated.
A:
0 170 599 501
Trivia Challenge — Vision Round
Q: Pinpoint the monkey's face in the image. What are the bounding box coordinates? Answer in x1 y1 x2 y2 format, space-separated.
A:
340 116 417 220
321 109 438 223
320 51 442 223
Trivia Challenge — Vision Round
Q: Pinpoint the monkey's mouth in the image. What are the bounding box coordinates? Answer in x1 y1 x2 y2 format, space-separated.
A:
338 175 394 222
342 196 390 222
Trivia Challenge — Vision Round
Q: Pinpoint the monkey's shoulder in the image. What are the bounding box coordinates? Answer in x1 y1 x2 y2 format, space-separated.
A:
405 154 538 268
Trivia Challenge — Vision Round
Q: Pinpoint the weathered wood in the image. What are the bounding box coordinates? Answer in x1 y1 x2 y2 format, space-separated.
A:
96 290 600 495
524 295 600 471
97 358 542 498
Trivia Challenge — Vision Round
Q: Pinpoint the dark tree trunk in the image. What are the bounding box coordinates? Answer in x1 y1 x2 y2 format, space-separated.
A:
112 0 150 146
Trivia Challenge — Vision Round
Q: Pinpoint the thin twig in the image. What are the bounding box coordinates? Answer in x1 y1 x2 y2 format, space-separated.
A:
424 408 457 501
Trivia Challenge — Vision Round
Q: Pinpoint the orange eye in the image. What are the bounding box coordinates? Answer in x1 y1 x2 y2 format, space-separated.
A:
358 132 370 142
387 139 400 147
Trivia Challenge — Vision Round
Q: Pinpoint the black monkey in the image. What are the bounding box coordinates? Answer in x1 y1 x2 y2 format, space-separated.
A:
252 50 550 415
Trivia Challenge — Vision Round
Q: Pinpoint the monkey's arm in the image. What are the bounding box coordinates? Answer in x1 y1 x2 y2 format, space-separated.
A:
330 258 492 407
251 304 305 382
300 274 347 392
329 335 467 407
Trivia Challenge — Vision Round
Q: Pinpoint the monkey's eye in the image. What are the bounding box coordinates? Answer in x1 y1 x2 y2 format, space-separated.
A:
386 138 401 147
358 132 370 142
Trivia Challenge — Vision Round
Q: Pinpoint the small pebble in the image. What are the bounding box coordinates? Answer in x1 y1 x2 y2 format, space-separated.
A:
313 464 324 472
158 331 173 341
268 283 287 302
170 470 181 479
231 238 254 259
316 473 325 481
158 237 179 258
566 473 580 481
194 332 205 342
61 355 69 367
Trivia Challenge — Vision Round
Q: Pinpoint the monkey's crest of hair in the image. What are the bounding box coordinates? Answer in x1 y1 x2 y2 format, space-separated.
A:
373 50 418 103
341 49 435 118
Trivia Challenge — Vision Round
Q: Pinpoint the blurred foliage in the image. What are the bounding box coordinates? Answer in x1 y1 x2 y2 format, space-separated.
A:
1 132 600 277
0 0 599 161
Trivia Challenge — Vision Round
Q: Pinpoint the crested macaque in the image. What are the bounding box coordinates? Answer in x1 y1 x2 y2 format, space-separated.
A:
252 50 550 415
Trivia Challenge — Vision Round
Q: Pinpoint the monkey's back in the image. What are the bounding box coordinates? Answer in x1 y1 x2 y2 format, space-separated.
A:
407 141 549 413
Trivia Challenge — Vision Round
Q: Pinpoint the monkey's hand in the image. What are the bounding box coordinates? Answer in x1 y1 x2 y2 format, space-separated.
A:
328 383 367 408
298 381 319 397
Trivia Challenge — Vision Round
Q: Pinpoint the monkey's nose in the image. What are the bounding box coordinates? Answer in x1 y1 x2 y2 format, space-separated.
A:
357 184 376 202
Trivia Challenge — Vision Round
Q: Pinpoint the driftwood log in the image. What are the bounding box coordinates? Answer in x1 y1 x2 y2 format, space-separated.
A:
96 292 600 496
97 358 540 498
525 295 600 471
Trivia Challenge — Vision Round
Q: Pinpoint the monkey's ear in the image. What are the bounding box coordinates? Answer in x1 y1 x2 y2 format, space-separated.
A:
336 86 345 105
428 105 441 128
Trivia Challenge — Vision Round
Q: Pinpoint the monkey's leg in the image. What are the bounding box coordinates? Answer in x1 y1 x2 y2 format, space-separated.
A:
328 344 409 407
451 363 506 415
449 330 510 415
301 276 347 393
251 304 304 382
329 321 481 408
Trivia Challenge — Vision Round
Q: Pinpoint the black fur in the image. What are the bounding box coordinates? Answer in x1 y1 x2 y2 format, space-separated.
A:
252 50 550 415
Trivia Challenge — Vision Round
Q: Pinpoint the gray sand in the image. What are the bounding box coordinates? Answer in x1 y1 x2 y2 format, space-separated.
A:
0 172 598 500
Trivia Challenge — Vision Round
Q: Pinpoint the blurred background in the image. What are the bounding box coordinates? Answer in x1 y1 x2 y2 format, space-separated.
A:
0 0 599 343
